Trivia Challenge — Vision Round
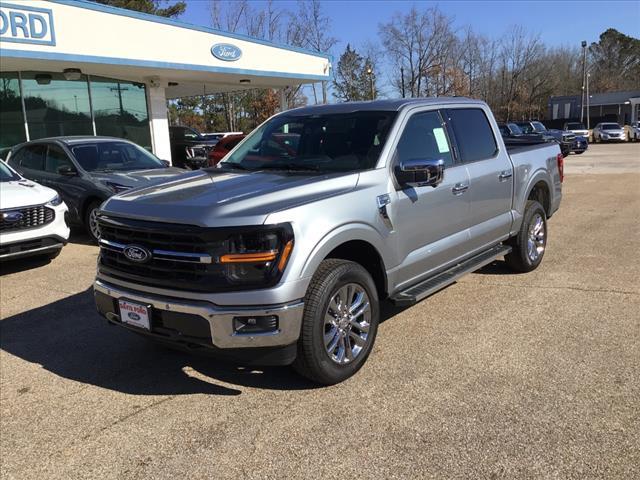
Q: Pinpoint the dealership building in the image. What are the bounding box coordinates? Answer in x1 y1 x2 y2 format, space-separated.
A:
0 0 331 160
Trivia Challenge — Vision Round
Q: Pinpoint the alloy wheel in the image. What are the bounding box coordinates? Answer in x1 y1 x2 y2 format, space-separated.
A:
526 213 545 262
323 283 371 365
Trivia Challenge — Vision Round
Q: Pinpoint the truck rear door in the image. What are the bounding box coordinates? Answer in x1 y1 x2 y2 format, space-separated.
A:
444 108 514 251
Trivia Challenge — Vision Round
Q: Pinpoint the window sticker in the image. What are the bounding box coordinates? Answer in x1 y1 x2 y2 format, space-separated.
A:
433 128 450 153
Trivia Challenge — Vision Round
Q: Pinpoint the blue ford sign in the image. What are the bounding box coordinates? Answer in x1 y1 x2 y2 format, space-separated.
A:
0 3 56 46
211 43 242 62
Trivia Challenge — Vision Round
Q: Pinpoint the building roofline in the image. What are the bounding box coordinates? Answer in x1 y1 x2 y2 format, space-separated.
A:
49 0 332 62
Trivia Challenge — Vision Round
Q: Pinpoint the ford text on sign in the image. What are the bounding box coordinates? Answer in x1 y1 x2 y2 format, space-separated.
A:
0 3 56 46
211 43 242 62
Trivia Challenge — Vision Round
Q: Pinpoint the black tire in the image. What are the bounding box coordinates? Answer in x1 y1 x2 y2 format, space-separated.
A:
575 150 585 155
505 200 547 273
293 259 380 385
84 200 102 243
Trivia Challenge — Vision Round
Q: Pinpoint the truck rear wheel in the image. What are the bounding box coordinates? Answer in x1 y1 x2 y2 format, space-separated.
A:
505 200 547 273
293 259 379 385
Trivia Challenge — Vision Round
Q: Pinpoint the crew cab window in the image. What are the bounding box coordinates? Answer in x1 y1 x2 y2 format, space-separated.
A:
46 145 74 173
445 108 498 163
396 111 454 167
17 145 46 170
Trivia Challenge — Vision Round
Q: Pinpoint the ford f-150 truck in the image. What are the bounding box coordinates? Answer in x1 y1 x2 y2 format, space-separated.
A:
93 98 563 385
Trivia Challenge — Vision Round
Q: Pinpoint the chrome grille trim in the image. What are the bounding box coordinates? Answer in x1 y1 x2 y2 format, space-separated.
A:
99 239 213 264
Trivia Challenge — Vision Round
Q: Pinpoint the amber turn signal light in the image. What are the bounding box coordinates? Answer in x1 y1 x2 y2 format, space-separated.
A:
277 240 294 272
219 251 278 264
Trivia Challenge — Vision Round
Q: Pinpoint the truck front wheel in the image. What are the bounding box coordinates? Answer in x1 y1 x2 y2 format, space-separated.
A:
293 259 380 385
505 200 547 273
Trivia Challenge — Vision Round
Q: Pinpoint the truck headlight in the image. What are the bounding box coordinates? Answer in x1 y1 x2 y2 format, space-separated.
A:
219 225 294 286
47 194 63 206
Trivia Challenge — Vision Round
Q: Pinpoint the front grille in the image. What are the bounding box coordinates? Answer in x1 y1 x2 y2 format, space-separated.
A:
97 215 286 293
562 133 576 142
0 205 55 232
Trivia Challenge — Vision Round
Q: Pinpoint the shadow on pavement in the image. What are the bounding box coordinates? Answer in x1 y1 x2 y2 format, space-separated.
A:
473 259 513 276
0 255 54 275
0 288 323 395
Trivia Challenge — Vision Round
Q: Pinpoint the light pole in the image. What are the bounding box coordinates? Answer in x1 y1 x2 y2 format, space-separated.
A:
581 41 587 123
586 72 591 131
366 65 374 100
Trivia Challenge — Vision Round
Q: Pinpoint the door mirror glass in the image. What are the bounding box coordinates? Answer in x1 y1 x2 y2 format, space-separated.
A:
396 158 445 188
57 165 77 176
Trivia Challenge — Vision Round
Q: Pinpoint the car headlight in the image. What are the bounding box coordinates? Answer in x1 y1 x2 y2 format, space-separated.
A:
219 224 294 286
104 181 131 194
47 193 63 206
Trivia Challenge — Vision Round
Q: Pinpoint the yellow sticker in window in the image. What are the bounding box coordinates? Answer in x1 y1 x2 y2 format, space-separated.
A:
433 128 450 153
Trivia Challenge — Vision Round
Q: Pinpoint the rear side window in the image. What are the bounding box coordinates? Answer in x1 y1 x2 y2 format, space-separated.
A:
396 111 454 167
446 108 497 163
17 145 46 170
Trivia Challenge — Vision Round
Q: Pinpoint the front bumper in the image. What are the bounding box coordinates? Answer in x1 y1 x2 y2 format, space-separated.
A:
94 279 305 359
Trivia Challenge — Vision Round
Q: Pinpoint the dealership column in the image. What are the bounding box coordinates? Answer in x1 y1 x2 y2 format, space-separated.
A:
147 84 172 163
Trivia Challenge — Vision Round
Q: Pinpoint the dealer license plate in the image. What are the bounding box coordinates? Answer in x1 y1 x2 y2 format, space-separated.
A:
118 299 151 330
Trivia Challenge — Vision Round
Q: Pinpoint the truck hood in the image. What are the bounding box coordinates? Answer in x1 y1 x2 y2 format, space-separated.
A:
0 179 58 210
100 169 359 227
89 167 185 188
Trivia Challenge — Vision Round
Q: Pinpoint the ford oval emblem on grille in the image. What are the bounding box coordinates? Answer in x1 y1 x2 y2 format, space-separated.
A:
123 245 151 263
2 211 24 223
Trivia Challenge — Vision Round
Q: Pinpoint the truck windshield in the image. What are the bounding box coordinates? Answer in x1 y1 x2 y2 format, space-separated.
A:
531 122 547 133
566 123 585 130
220 111 397 173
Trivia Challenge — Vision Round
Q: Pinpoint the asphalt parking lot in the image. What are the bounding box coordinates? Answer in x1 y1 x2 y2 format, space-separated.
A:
1 143 638 479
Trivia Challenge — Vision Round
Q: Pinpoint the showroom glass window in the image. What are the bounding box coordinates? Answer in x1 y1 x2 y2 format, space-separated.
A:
0 73 27 153
90 76 152 150
21 72 93 139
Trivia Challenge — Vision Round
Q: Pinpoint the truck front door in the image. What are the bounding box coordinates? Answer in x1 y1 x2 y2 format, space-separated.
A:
387 109 472 292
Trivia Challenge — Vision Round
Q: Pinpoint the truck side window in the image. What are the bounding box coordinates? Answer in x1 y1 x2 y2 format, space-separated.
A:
446 108 498 163
396 111 453 167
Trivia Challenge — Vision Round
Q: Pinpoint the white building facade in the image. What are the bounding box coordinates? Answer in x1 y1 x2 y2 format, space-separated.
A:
0 0 331 160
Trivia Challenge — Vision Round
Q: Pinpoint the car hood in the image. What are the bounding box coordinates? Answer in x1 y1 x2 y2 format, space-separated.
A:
0 179 58 210
89 167 186 188
100 169 359 227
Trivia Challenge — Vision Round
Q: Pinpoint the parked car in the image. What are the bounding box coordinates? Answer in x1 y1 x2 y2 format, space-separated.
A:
514 121 574 157
563 122 590 140
627 121 640 142
592 123 626 143
7 137 185 242
0 160 69 261
169 126 219 169
208 134 246 166
93 98 562 385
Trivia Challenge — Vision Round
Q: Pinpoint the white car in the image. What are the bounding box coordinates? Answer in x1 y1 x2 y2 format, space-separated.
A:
592 123 626 143
0 160 70 261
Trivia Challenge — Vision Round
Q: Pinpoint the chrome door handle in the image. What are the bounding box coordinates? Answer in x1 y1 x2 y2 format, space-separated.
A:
451 183 469 195
498 170 513 181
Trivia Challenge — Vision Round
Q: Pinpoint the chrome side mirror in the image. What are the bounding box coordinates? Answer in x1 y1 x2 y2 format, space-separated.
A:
396 158 445 188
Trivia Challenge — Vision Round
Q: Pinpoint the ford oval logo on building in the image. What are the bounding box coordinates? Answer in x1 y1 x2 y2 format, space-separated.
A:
123 245 151 263
211 43 242 62
2 211 24 223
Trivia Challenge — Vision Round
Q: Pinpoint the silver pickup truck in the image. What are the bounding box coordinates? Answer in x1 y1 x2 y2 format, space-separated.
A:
93 98 563 384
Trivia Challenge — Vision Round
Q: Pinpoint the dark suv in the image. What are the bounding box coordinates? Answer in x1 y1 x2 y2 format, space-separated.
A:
7 136 184 241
